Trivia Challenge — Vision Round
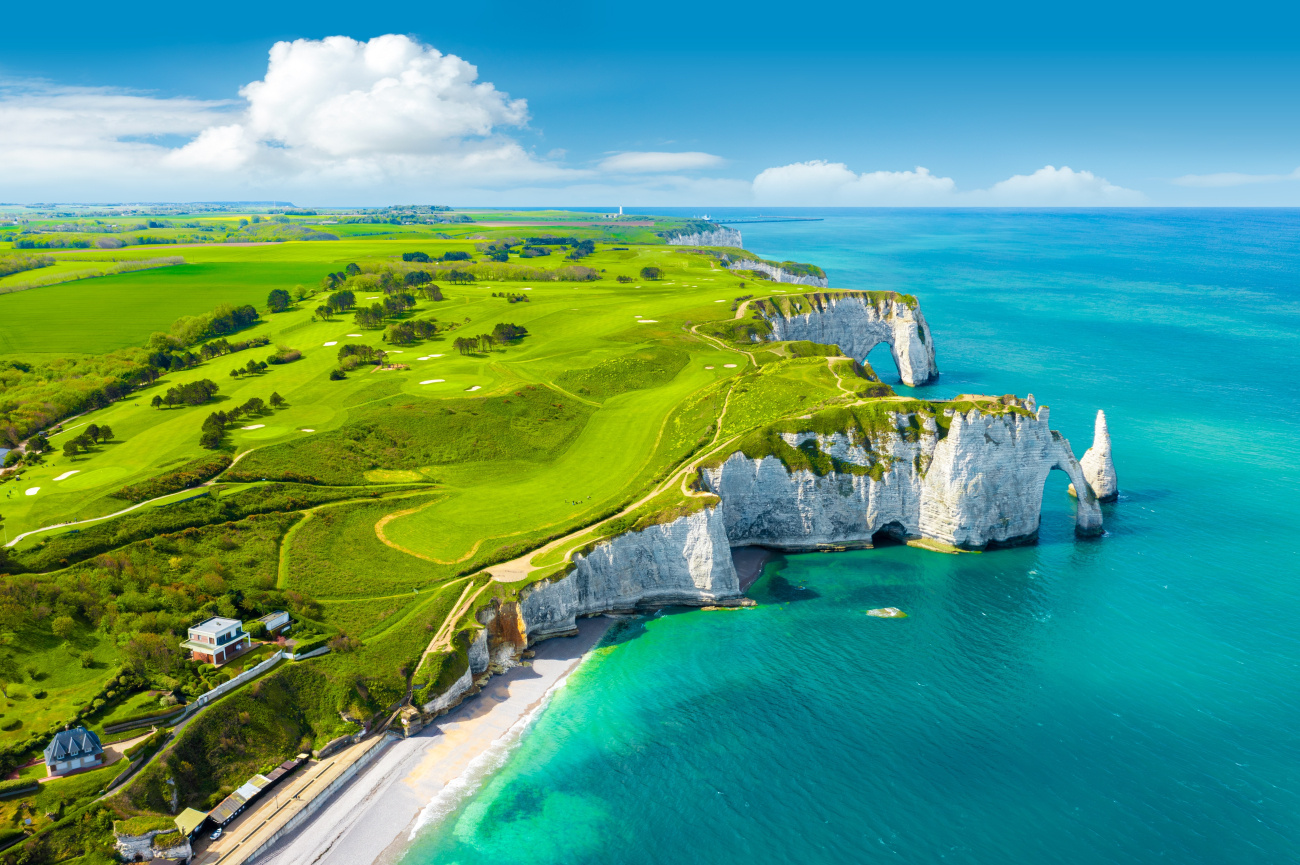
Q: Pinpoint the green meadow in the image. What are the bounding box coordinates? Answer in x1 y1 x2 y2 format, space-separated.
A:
0 211 928 850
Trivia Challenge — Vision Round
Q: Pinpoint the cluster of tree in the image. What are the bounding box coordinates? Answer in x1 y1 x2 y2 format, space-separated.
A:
640 266 663 280
383 319 439 345
526 235 580 245
519 246 550 258
445 269 476 284
616 274 634 283
162 303 261 349
451 322 528 354
266 346 302 365
566 239 597 261
12 237 92 249
353 294 417 328
491 292 530 303
151 378 219 409
60 423 115 459
0 254 54 277
199 392 284 448
197 335 271 361
337 344 383 365
229 358 269 378
402 251 431 262
267 288 293 313
440 250 471 262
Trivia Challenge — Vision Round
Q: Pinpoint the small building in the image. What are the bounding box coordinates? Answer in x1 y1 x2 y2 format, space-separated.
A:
257 610 291 636
44 727 103 777
181 616 249 666
174 808 209 841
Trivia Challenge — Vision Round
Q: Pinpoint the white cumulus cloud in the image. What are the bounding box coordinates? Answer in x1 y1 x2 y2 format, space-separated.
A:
975 165 1144 205
751 160 1142 206
1171 167 1300 187
597 151 725 173
0 35 573 199
753 160 956 205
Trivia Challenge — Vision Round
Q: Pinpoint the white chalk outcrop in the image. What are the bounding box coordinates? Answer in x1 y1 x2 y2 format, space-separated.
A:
1078 410 1118 502
727 259 829 287
758 293 939 386
701 405 1103 549
666 227 743 247
517 506 741 640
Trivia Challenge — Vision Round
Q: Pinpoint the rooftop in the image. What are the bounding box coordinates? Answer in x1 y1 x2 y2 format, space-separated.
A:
44 727 102 762
189 616 242 635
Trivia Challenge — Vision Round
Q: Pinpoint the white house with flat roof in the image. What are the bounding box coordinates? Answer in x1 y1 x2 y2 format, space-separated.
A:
181 616 249 665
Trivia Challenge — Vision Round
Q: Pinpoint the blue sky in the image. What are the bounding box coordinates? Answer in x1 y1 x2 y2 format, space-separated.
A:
1 0 1297 205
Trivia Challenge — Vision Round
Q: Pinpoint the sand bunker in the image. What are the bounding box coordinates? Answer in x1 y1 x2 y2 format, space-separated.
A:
300 429 315 433
465 385 481 391
323 341 338 346
704 366 715 369
25 487 39 496
53 470 80 481
241 424 265 430
420 379 445 385
347 333 362 337
638 320 659 324
724 363 738 368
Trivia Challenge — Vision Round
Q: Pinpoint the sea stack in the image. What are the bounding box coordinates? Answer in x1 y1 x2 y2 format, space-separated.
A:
1079 410 1119 502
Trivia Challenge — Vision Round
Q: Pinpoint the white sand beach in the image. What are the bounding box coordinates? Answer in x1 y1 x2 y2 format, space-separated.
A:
257 617 612 865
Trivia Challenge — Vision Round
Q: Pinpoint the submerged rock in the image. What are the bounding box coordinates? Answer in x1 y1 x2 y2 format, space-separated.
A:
867 607 907 618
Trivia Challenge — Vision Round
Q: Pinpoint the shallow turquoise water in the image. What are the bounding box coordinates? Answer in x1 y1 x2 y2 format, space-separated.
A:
404 211 1300 864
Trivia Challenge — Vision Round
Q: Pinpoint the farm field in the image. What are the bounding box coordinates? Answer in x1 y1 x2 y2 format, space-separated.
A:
0 210 913 855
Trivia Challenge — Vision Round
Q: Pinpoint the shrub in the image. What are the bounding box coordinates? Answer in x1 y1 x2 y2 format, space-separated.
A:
110 455 232 503
267 346 302 364
329 369 346 381
0 778 37 797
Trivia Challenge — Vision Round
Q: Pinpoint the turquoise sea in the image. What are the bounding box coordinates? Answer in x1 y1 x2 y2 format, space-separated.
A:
404 210 1300 864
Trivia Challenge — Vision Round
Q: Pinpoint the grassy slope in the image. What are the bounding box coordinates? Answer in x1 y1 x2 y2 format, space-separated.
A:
0 222 913 841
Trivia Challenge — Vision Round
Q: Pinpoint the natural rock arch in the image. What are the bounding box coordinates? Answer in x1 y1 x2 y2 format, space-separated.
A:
757 293 939 386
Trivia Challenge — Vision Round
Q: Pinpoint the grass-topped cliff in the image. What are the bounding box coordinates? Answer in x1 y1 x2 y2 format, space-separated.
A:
0 209 989 861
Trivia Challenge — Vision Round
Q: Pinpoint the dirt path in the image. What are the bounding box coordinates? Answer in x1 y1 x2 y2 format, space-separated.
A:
414 580 487 674
372 497 485 565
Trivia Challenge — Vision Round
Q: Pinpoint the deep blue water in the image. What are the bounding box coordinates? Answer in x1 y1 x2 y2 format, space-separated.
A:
404 210 1300 864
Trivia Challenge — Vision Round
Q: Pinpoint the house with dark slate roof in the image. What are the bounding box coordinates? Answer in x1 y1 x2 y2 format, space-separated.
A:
44 727 103 777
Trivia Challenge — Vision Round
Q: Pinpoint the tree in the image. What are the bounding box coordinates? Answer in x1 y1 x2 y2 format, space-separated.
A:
30 433 49 453
230 369 241 378
316 305 334 320
640 266 663 280
63 440 82 459
98 425 114 442
292 283 310 301
345 262 361 276
267 288 292 313
85 424 100 443
80 651 95 668
270 392 286 408
51 615 76 640
151 395 163 409
245 358 260 375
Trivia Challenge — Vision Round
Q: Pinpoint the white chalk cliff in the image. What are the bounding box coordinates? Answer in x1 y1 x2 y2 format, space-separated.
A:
726 259 829 288
702 405 1102 550
517 506 741 640
757 293 939 386
666 227 743 248
1079 410 1118 502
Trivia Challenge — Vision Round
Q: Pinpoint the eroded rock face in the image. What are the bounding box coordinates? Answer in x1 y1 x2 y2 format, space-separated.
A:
726 259 829 287
759 294 939 386
702 406 1103 549
422 667 473 714
517 506 740 640
1079 410 1119 502
468 628 489 674
666 228 743 247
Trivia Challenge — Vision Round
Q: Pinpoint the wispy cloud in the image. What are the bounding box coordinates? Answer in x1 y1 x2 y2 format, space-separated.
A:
751 161 1144 206
597 151 725 173
1171 167 1300 188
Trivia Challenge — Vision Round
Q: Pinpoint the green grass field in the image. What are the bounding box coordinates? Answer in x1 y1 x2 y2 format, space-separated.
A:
0 210 938 847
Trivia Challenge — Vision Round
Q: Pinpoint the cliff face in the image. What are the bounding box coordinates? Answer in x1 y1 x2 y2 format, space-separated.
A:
759 294 938 386
516 505 741 640
666 228 743 248
726 259 829 288
702 405 1102 550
